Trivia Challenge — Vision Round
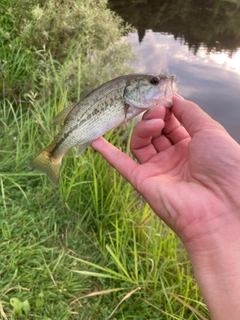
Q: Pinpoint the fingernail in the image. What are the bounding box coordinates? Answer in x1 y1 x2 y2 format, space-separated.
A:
174 92 184 99
145 119 162 125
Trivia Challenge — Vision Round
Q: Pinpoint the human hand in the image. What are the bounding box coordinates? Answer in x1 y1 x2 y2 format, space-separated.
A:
91 95 240 319
92 95 240 251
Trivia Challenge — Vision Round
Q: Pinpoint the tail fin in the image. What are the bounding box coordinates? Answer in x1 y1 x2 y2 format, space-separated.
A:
28 150 62 186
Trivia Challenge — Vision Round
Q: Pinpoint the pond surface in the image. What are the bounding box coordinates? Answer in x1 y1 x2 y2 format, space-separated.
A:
108 0 240 142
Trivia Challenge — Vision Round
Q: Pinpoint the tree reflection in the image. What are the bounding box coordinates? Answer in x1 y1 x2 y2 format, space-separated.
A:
108 0 240 55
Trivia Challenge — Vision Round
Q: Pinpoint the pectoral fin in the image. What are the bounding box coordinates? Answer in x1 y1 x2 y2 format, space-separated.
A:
124 103 132 125
124 103 130 119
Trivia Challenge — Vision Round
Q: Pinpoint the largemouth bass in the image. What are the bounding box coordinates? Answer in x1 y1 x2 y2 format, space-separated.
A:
29 73 173 186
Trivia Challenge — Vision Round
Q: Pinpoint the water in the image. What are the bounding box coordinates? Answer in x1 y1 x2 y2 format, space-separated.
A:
108 0 240 142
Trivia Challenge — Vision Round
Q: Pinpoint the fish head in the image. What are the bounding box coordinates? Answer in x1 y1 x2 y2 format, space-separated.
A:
124 74 174 109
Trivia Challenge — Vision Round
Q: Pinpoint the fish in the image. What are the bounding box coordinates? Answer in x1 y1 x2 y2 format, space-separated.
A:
29 73 174 186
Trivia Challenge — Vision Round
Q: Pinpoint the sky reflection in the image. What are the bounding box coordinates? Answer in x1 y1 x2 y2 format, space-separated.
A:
128 31 240 142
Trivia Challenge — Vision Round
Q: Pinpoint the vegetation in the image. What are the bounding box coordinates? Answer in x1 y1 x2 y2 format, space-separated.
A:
1 0 208 319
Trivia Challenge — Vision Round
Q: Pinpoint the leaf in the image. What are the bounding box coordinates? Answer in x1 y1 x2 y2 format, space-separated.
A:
22 300 30 314
10 298 22 315
109 287 141 319
35 290 44 310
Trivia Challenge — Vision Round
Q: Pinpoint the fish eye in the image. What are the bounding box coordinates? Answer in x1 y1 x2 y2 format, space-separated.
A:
149 76 160 85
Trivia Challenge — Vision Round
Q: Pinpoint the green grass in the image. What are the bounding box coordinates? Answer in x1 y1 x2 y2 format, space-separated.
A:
0 0 209 319
0 97 209 320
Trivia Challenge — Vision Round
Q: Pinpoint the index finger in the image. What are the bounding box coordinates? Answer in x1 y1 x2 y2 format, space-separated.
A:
91 137 138 182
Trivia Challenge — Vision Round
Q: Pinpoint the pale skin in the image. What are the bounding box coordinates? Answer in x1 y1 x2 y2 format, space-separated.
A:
91 95 240 319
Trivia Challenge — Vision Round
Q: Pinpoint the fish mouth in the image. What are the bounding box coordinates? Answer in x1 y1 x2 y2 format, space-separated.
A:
157 75 174 107
160 99 173 107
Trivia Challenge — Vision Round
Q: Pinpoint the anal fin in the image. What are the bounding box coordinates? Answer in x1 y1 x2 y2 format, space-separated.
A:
76 143 90 158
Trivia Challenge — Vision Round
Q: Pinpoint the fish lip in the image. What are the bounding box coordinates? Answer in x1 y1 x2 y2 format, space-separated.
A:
162 100 173 107
162 75 174 107
155 98 173 108
153 76 174 108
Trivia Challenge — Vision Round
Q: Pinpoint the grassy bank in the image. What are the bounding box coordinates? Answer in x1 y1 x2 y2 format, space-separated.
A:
0 0 208 318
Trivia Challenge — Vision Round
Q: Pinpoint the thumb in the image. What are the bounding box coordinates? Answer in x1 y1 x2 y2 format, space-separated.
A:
172 95 224 137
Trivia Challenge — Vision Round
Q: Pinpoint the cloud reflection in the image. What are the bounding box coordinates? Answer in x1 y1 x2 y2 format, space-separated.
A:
128 31 240 142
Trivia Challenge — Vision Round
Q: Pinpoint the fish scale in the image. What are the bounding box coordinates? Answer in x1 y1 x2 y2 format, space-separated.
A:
29 73 173 186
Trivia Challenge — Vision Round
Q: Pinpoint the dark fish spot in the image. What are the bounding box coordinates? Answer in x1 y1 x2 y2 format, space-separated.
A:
92 108 100 115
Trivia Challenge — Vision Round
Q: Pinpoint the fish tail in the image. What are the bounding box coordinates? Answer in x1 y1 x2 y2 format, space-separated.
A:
28 149 62 186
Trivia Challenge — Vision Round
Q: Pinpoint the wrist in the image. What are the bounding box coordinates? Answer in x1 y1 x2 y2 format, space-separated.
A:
191 245 240 320
183 216 240 319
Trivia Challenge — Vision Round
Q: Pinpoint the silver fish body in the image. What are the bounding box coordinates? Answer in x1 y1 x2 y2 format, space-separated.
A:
29 73 173 186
